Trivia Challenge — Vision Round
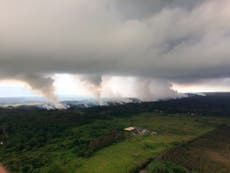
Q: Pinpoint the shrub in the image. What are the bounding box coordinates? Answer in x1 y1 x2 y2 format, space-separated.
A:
147 161 190 173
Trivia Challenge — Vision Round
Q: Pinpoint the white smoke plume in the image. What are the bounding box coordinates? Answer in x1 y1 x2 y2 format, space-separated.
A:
77 75 104 105
78 75 102 99
99 76 185 101
69 75 185 102
20 75 66 109
0 74 66 109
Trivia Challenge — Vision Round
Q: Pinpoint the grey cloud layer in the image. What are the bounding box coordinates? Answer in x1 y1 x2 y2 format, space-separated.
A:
0 0 230 79
0 0 230 102
114 0 202 19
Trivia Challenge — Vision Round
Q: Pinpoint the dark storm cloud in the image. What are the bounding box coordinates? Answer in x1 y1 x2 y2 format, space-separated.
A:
0 0 230 103
114 0 202 19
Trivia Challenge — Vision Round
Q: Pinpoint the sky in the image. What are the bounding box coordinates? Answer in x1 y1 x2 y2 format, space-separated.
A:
0 0 230 104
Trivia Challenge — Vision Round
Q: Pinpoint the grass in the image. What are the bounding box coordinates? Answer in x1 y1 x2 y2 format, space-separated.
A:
146 160 191 173
75 136 178 173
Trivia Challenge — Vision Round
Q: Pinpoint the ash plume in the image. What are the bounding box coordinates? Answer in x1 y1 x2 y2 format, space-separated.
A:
0 74 65 109
99 76 185 101
19 74 66 109
77 75 105 105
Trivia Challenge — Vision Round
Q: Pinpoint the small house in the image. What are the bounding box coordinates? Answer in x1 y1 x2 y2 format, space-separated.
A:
124 127 136 131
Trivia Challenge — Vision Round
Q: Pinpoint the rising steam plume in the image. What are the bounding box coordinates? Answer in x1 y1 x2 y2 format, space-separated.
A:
0 74 65 108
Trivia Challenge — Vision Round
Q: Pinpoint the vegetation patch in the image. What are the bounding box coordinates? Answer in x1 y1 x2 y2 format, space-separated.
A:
0 108 229 173
146 160 191 173
153 125 230 173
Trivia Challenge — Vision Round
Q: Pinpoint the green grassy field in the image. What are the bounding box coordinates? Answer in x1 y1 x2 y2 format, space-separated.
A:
1 112 230 173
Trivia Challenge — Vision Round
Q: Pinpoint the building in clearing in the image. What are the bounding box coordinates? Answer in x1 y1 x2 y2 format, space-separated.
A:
124 127 136 131
124 126 157 136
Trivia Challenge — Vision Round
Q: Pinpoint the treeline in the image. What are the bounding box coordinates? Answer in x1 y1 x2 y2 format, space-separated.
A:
84 93 230 117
